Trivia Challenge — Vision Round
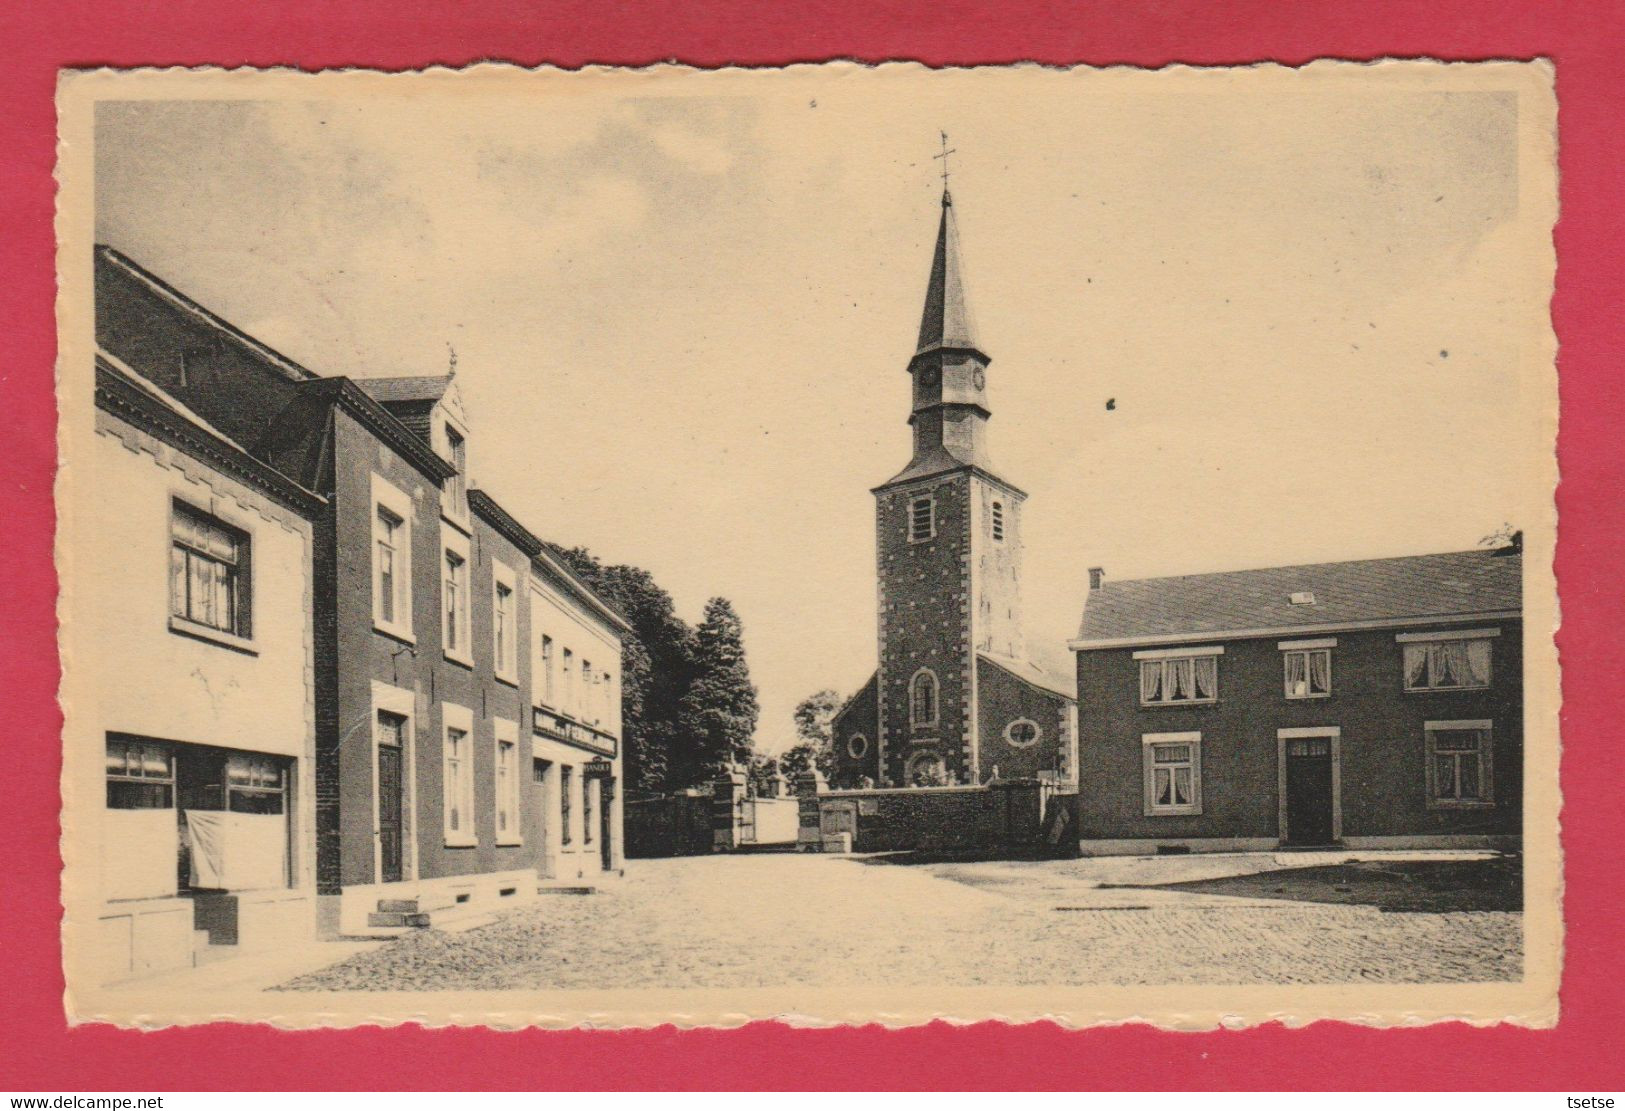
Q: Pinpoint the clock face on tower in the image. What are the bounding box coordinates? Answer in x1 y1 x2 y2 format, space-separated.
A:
920 366 940 388
972 367 986 391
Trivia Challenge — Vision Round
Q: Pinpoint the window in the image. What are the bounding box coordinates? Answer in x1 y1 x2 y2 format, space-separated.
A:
1137 651 1220 705
495 721 520 845
1426 721 1494 808
169 501 248 637
1143 732 1202 816
909 494 935 542
562 649 575 716
847 734 869 759
1283 649 1332 699
375 507 403 625
377 711 405 749
991 501 1005 542
445 425 467 506
1403 637 1493 691
539 634 555 706
224 753 286 814
106 737 174 809
441 525 472 664
442 705 476 845
601 671 615 728
371 475 414 640
560 765 573 845
910 669 939 728
583 777 595 845
1004 719 1041 748
492 566 517 683
582 661 595 722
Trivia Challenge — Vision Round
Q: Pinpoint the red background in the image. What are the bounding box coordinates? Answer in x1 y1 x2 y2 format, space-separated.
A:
2 0 1621 1091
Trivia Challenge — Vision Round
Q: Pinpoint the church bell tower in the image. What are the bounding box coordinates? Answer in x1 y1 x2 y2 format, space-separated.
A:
871 185 1029 788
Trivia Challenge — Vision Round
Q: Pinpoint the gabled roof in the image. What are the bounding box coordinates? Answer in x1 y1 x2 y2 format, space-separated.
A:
915 192 983 358
354 374 455 405
1074 548 1523 647
96 354 324 516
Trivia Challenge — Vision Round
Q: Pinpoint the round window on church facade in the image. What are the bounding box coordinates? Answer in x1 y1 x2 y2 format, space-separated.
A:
1004 719 1041 748
847 734 869 760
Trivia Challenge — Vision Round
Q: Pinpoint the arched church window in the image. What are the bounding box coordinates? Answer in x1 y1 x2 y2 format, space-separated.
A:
992 501 1005 541
1004 719 1041 748
847 734 869 760
910 669 938 728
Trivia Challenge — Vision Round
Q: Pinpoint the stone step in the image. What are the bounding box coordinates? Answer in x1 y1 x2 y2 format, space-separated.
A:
367 910 431 928
376 898 420 913
538 885 596 896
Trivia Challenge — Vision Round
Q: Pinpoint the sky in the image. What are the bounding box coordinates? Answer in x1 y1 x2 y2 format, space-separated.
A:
92 65 1549 752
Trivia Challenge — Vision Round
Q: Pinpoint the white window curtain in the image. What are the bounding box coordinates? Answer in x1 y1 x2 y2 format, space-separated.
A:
1140 661 1162 702
1285 651 1308 696
1167 658 1193 700
1404 644 1429 687
1308 650 1330 694
1192 656 1217 700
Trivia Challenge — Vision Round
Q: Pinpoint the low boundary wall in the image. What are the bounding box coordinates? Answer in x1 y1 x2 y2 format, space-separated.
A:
798 780 1078 856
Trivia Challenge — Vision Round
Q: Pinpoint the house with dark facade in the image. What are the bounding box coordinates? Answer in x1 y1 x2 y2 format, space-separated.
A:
94 246 631 938
1069 547 1523 854
830 188 1076 790
78 350 323 984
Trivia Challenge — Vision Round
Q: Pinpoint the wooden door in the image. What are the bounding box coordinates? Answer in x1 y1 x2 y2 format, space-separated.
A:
377 741 404 884
1284 737 1334 846
533 759 553 878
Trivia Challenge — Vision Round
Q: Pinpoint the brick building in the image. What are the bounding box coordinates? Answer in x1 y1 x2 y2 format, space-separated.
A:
830 189 1076 789
75 351 322 984
1069 547 1523 854
94 247 631 937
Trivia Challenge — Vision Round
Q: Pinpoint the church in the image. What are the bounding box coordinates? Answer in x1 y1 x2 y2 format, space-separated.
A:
829 186 1078 790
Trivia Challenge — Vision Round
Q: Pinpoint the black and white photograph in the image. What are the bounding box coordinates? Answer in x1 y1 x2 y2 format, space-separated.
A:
54 60 1559 1029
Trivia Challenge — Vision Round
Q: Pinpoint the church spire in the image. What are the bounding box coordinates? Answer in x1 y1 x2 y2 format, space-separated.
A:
879 176 1005 489
915 190 983 358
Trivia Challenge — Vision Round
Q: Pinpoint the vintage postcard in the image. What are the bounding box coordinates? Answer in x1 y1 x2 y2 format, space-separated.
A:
55 60 1559 1030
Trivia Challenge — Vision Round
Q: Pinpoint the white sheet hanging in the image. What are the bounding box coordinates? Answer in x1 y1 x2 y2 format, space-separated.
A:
184 810 287 890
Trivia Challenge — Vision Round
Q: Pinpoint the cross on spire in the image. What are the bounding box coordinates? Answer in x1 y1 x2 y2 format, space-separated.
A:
933 130 956 201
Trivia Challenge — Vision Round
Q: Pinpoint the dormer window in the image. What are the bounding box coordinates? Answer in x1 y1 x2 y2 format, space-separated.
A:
445 425 467 504
991 501 1005 542
909 494 936 543
1289 591 1316 606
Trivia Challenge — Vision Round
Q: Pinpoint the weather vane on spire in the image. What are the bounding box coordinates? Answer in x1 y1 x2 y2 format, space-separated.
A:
933 130 956 199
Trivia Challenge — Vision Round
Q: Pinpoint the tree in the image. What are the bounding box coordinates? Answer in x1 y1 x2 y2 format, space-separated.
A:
779 688 842 781
556 546 696 795
678 597 760 781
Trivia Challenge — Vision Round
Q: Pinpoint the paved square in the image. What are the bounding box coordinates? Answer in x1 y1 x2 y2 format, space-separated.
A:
279 853 1521 991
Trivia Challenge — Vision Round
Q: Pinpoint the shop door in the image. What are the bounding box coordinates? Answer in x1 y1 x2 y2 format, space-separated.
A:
1284 737 1335 846
533 759 553 879
599 777 616 871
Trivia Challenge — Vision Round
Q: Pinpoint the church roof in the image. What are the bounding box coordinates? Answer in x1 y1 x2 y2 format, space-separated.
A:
1073 547 1523 647
978 650 1077 700
915 192 982 357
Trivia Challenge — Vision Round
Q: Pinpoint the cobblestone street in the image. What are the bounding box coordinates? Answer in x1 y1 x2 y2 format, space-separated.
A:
280 852 1522 992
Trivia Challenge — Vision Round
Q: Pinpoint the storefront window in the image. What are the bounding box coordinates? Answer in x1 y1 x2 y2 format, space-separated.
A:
106 738 174 809
226 753 286 814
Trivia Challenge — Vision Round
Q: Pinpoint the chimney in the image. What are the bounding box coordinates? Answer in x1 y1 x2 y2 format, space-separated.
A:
1088 567 1105 591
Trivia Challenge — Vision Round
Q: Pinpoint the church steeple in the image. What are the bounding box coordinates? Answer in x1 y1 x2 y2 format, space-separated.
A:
884 186 999 487
915 191 983 358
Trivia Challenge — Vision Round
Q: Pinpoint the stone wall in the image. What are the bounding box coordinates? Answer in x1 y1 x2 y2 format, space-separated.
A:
800 782 1075 856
